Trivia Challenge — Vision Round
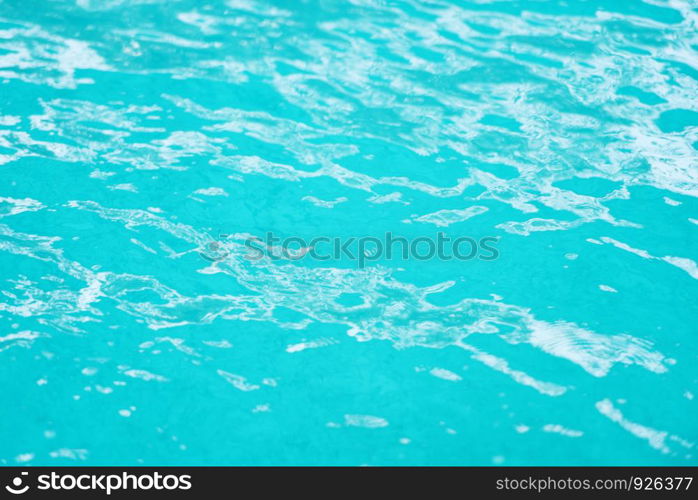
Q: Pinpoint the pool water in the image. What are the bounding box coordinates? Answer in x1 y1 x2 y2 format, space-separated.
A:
0 0 697 465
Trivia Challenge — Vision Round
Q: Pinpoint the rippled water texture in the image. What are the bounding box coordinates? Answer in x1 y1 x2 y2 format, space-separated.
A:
1 0 697 465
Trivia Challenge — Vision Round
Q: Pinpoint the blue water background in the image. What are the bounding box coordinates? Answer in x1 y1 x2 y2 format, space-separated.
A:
0 0 697 465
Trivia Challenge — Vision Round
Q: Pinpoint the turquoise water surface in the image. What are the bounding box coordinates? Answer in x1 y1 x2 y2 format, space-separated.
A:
0 0 697 465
